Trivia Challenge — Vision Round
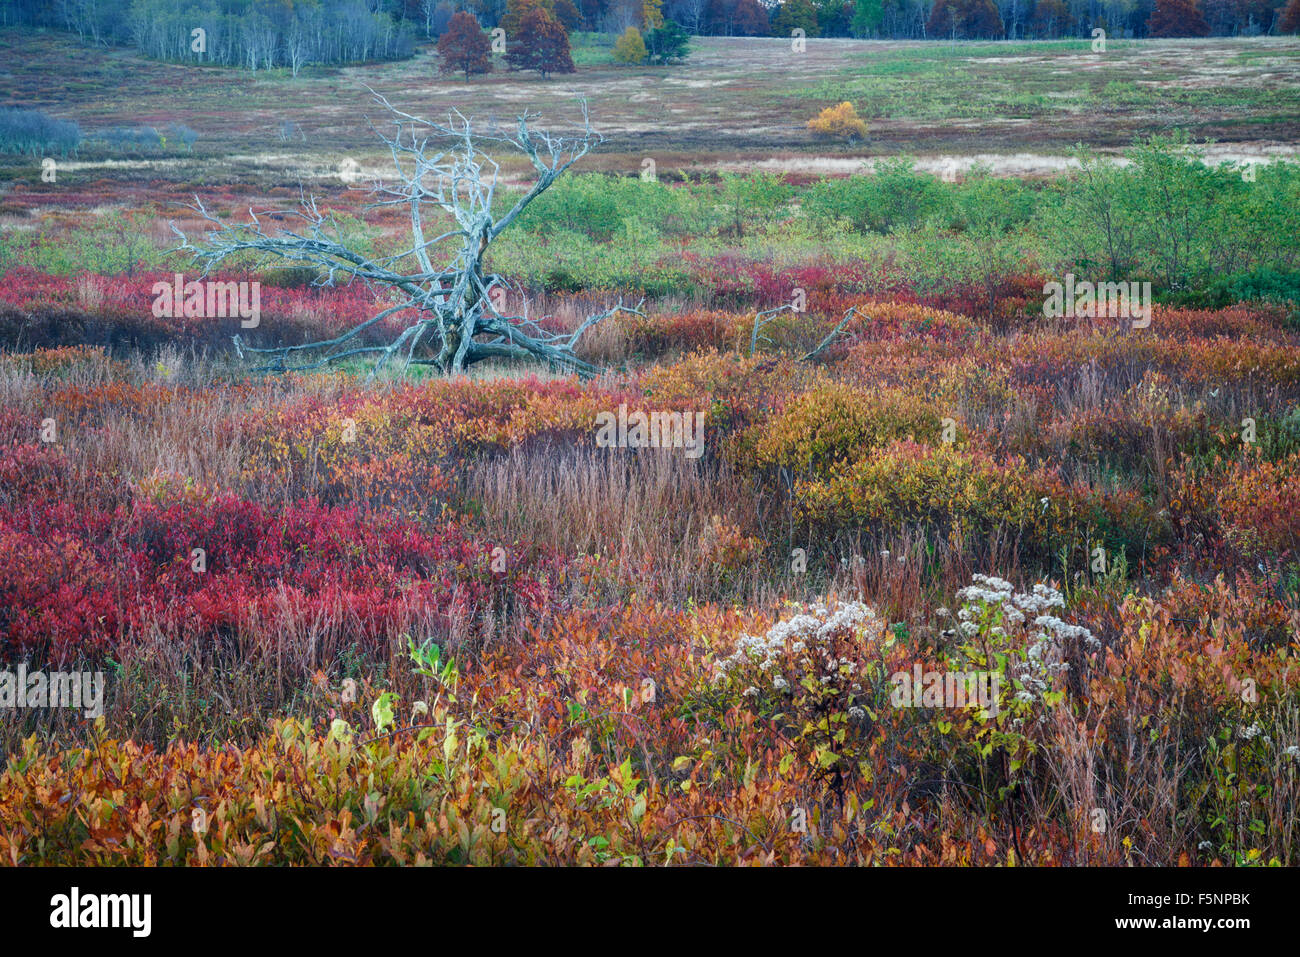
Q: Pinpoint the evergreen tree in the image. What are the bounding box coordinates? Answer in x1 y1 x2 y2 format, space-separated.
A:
645 19 691 62
773 0 820 35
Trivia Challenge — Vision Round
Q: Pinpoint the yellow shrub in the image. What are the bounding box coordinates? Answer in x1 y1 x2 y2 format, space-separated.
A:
740 382 945 476
793 439 1064 551
612 26 647 64
807 102 868 141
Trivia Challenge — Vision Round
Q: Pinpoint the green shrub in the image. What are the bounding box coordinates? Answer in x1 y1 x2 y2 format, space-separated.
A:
804 158 951 233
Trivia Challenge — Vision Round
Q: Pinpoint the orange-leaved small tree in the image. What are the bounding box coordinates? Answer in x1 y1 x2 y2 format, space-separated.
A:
808 102 868 141
506 8 576 79
437 12 493 81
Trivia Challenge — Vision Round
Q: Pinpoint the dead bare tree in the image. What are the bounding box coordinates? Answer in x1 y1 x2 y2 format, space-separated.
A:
173 91 641 378
748 304 862 361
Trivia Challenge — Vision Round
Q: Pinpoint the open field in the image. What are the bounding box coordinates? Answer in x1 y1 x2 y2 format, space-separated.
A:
5 28 1300 179
2 24 1300 877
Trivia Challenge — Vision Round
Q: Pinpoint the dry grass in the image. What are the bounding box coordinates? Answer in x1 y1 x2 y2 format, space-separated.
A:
5 29 1300 186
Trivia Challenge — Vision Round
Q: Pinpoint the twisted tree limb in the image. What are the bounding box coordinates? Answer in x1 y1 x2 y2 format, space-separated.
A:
174 93 637 379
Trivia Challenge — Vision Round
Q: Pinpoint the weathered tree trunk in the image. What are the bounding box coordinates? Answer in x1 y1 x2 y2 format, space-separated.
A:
175 93 640 379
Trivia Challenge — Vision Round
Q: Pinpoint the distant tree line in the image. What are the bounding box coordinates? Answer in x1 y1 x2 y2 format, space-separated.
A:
419 0 1295 39
738 0 1286 39
7 0 418 69
6 0 1297 63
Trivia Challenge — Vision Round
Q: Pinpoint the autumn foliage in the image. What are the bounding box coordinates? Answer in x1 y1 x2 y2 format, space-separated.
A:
807 102 868 141
505 8 575 78
1147 0 1212 36
3 274 1300 867
613 26 648 64
1282 0 1300 33
437 12 494 81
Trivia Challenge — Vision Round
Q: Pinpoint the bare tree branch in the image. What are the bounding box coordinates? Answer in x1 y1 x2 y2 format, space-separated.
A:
749 303 797 357
172 93 619 379
800 307 863 363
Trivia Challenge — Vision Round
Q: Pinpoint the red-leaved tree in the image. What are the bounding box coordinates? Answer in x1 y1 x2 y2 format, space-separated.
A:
437 12 494 80
1279 0 1300 33
506 8 576 78
1147 0 1211 36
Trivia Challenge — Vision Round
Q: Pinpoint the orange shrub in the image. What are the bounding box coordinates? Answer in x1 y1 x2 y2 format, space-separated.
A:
1217 451 1300 562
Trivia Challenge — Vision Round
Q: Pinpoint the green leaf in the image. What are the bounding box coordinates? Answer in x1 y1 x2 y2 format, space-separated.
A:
371 691 398 733
328 718 352 743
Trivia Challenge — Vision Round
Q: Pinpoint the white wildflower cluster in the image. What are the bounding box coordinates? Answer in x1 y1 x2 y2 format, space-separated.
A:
952 574 1100 713
1237 723 1271 745
955 573 1017 607
715 599 884 699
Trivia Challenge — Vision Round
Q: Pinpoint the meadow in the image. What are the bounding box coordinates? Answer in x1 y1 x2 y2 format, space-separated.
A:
1 30 1299 868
